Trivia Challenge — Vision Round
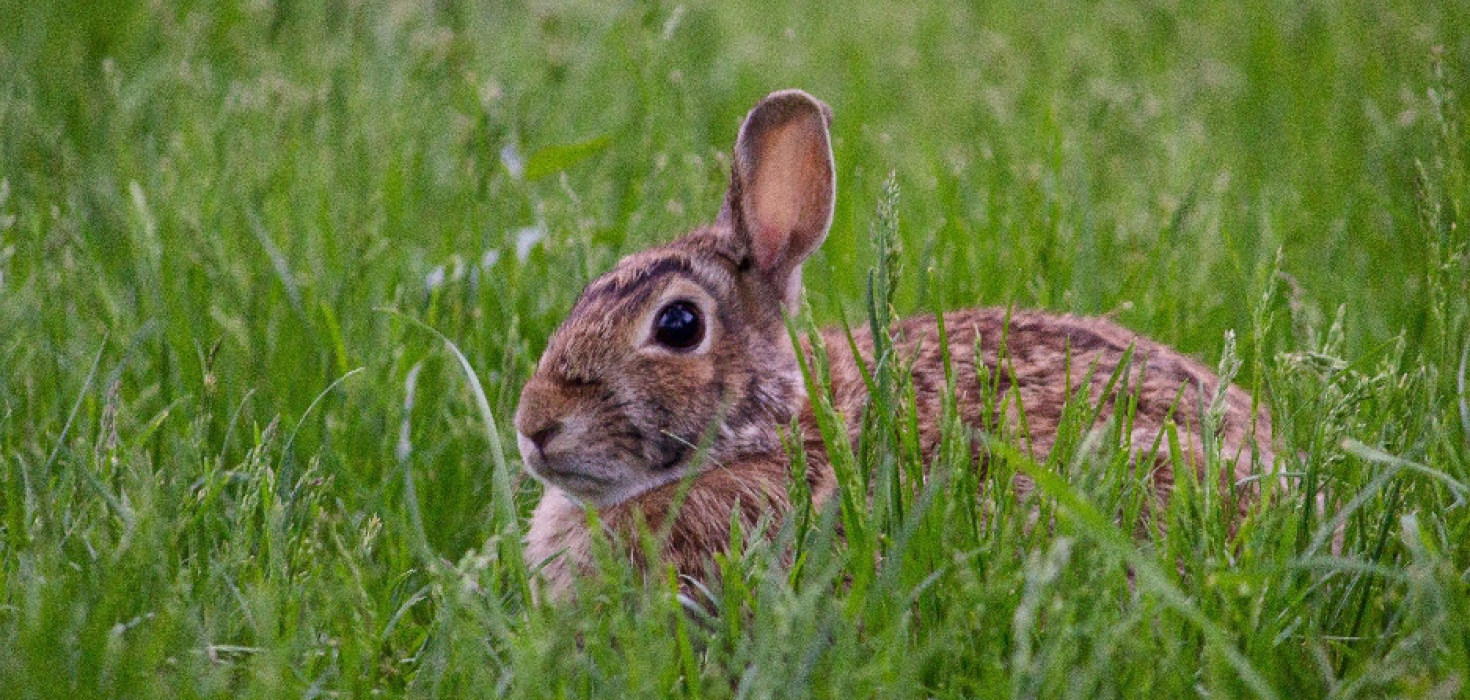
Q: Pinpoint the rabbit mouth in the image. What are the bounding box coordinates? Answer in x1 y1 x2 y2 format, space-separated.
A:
519 429 702 506
539 448 701 508
524 454 612 493
538 470 631 508
536 460 605 483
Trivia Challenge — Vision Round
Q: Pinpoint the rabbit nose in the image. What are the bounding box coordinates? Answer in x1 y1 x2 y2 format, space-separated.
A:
526 421 562 452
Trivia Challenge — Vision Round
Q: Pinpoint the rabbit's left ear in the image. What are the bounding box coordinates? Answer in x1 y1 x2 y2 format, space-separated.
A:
724 90 835 291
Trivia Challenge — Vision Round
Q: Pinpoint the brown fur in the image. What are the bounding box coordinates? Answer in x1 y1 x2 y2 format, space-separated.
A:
523 313 1273 600
515 90 1275 601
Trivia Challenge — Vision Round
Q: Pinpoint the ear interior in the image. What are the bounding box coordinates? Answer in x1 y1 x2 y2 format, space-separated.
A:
731 90 835 277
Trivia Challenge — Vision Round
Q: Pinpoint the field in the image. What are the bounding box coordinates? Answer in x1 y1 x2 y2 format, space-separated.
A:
2 0 1468 696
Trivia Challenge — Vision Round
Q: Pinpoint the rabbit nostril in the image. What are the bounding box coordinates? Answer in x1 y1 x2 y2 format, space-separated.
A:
528 422 562 452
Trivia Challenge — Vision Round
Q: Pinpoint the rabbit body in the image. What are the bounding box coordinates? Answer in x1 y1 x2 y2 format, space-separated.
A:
523 311 1272 599
516 91 1272 600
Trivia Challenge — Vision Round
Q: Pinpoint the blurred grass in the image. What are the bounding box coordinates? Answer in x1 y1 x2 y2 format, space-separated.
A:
0 0 1467 697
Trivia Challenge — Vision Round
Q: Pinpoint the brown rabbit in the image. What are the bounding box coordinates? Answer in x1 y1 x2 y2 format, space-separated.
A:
515 90 1275 600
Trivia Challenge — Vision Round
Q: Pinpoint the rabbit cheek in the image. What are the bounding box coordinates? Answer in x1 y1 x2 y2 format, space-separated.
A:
629 361 722 469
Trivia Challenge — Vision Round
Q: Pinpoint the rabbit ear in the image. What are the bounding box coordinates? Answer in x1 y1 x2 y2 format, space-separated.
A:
724 90 835 284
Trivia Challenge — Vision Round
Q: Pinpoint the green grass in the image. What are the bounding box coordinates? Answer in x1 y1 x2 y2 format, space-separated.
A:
2 0 1468 696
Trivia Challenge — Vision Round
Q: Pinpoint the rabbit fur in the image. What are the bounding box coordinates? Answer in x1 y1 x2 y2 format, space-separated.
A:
515 90 1275 600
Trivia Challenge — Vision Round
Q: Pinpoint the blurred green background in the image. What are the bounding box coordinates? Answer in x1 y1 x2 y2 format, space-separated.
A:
1 0 1467 696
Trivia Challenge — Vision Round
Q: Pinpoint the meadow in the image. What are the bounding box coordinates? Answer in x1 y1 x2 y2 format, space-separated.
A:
1 0 1467 696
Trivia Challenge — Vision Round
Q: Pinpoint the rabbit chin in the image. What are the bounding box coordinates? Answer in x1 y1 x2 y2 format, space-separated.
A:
525 454 695 510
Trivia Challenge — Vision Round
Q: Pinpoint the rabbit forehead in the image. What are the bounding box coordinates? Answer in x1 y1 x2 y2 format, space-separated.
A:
593 240 738 298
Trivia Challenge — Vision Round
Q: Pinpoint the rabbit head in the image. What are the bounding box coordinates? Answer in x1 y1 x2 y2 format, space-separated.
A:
514 90 836 507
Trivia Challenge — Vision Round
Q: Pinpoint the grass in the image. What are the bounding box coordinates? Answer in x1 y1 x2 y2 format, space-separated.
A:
1 0 1468 696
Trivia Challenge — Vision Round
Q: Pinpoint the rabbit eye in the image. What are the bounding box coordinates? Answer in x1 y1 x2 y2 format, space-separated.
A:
652 300 704 351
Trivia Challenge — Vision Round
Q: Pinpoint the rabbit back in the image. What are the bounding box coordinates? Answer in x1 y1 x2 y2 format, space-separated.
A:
813 308 1274 514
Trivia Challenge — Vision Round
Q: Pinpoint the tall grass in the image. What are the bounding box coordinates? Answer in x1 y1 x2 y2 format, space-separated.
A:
1 0 1467 696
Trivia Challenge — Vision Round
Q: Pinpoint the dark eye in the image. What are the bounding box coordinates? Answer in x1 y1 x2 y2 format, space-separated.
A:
652 300 704 351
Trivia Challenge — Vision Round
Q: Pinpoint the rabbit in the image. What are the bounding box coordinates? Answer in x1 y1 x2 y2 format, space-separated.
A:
515 89 1276 601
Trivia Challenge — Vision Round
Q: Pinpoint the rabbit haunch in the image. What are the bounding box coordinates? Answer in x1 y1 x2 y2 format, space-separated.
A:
514 90 1274 600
